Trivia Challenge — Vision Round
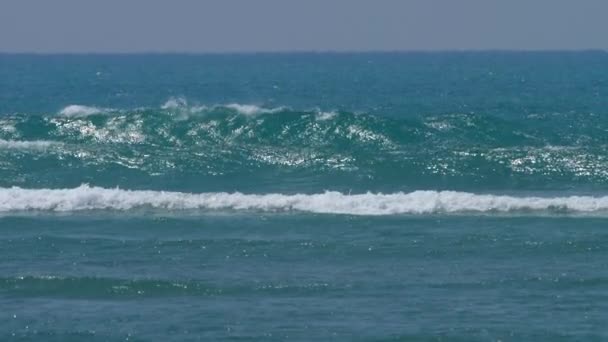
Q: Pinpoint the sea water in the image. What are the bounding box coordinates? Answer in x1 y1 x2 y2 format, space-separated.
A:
1 52 608 341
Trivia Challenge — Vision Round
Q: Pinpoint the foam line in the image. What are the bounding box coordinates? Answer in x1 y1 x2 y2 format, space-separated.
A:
0 139 57 150
1 185 607 215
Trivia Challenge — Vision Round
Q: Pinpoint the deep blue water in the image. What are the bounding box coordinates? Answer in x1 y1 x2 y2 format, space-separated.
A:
1 52 608 341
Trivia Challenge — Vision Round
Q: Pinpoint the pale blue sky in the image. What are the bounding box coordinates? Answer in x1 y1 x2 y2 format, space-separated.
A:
1 0 606 52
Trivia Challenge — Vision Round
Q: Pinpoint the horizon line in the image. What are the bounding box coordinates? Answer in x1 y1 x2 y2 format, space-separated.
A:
1 48 607 55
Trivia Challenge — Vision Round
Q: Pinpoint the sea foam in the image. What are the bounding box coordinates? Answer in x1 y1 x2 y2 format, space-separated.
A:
223 103 284 115
59 105 106 117
161 97 284 116
1 185 607 215
58 99 293 118
0 139 57 150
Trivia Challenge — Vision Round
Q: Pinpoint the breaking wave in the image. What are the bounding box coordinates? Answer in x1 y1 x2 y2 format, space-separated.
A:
2 185 608 215
159 97 285 116
58 105 108 117
57 99 288 118
2 99 608 191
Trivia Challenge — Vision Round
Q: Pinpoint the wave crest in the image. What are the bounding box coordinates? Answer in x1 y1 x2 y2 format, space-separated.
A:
223 103 285 115
1 185 608 215
160 97 284 116
59 105 107 117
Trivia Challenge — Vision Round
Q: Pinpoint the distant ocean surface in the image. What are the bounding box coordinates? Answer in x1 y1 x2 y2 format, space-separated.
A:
1 52 608 341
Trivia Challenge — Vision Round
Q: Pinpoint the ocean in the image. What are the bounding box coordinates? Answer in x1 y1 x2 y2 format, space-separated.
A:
1 52 608 341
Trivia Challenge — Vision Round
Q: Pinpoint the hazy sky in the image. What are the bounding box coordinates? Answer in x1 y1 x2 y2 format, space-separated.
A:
1 0 606 52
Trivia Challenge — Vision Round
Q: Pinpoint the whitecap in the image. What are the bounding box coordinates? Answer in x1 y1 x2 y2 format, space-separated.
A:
223 103 284 115
161 97 285 116
59 105 106 117
161 97 189 110
316 111 338 121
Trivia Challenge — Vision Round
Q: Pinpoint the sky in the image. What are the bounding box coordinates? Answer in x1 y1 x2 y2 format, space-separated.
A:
1 0 607 53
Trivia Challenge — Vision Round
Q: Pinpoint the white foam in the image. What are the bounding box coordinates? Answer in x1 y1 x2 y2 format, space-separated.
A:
0 139 57 150
57 100 333 119
59 105 105 117
316 111 338 121
59 99 286 118
161 97 189 110
161 97 282 116
1 185 608 215
223 103 284 115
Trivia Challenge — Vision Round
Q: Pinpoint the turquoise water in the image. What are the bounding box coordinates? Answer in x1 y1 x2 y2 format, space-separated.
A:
1 52 608 340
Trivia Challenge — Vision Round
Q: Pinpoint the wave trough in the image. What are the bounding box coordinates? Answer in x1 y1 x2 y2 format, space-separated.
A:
1 185 608 215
